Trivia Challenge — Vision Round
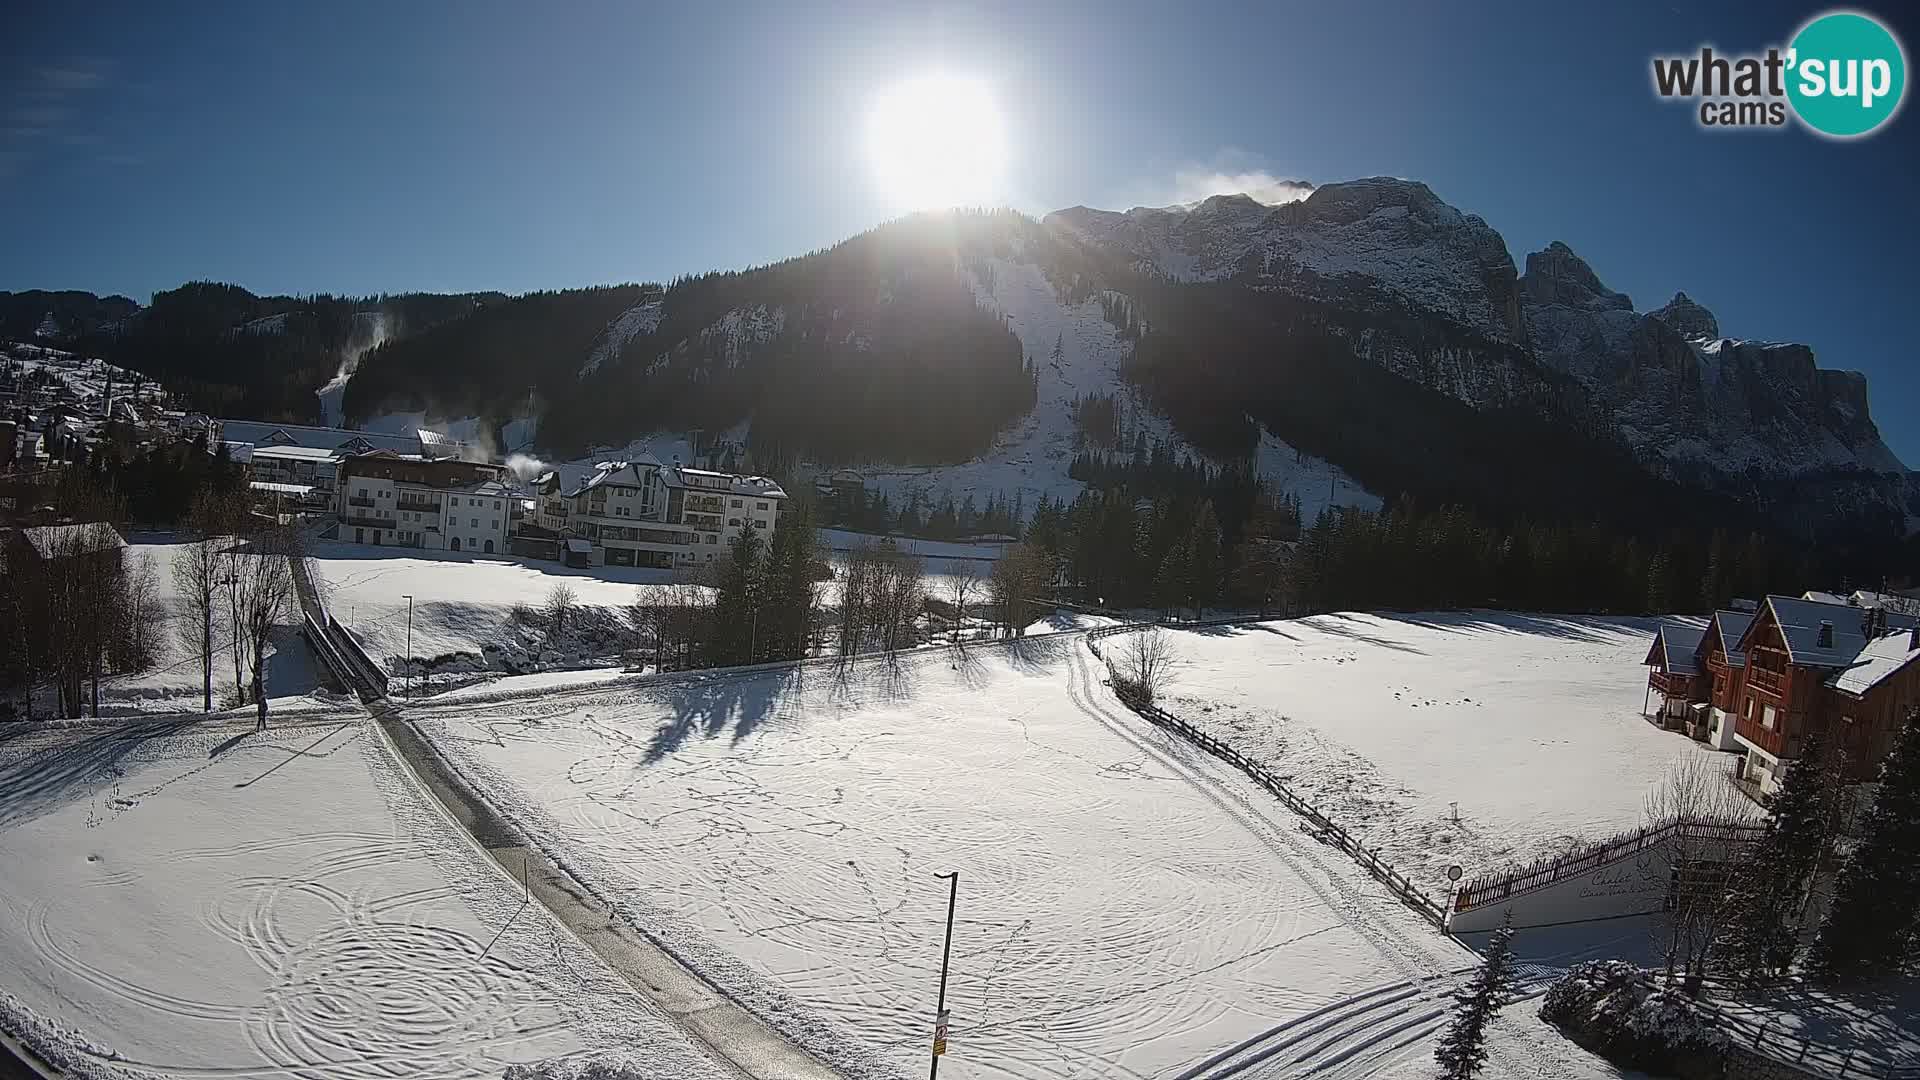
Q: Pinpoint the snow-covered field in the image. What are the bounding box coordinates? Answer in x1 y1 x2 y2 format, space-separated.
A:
308 545 675 677
1158 612 1734 895
401 637 1618 1079
0 715 727 1080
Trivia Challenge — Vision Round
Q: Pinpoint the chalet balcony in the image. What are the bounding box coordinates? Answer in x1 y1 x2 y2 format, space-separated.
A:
1647 670 1695 697
340 513 389 529
1748 666 1786 697
397 497 441 513
1735 715 1786 757
346 495 376 508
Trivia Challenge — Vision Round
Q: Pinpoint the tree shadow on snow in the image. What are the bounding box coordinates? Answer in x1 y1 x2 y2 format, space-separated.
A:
643 668 798 764
0 716 203 830
1302 615 1429 655
1371 610 1643 644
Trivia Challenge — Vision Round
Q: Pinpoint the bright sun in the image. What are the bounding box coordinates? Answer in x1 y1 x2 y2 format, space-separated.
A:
866 75 1006 211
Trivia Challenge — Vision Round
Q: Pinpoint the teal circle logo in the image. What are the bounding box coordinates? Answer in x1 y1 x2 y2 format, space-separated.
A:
1787 11 1907 137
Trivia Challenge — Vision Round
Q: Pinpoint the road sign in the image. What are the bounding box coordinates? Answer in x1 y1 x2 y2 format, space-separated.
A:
1446 864 1464 882
932 1009 950 1056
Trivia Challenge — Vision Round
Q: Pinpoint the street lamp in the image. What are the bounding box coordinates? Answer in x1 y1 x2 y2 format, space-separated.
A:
402 594 414 698
929 871 958 1079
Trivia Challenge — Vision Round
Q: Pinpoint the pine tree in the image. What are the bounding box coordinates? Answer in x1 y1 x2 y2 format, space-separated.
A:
1187 500 1222 618
1810 707 1920 983
1720 729 1837 977
1435 917 1517 1079
713 528 765 665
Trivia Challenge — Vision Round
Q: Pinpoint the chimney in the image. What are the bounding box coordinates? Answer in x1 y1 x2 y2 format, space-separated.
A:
1817 621 1834 649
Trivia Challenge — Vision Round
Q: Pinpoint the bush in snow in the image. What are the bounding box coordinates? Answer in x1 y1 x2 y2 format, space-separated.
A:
1540 960 1730 1078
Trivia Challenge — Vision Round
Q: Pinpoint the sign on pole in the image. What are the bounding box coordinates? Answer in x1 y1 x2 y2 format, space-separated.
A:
932 1009 950 1056
1446 864 1464 883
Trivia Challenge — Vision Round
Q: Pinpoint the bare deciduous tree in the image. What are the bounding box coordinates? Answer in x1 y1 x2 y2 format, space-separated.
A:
947 560 983 644
1643 754 1754 987
988 543 1051 639
173 492 231 711
1107 626 1182 706
231 525 300 728
543 582 578 641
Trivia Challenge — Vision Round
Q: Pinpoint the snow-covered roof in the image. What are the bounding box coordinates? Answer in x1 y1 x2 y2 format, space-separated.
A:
1645 622 1704 675
19 522 126 560
1704 609 1754 668
565 538 594 553
1751 595 1920 669
247 444 342 463
1829 627 1920 697
249 481 316 496
661 464 787 499
216 419 427 457
1802 590 1847 606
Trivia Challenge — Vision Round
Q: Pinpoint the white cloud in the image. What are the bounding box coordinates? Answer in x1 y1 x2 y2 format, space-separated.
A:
1167 167 1314 208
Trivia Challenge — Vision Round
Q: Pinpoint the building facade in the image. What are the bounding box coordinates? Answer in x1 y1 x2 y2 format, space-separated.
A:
337 452 514 554
1726 596 1919 797
526 457 786 568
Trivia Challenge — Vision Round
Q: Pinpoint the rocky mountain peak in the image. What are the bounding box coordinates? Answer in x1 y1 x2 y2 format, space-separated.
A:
1518 241 1632 311
1649 292 1719 340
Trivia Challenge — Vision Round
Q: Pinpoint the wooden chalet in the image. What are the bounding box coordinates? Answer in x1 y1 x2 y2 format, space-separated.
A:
1643 621 1705 727
1689 607 1755 750
1727 595 1920 797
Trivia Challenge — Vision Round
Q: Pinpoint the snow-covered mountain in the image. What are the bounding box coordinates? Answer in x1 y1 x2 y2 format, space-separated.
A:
1040 180 1909 530
1049 179 1525 343
1516 239 1910 521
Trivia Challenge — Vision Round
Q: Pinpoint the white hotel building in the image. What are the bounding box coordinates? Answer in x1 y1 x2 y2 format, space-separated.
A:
337 451 515 554
529 456 786 568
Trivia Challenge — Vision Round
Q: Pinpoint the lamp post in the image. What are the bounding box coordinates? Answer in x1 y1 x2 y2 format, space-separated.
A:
402 594 414 698
929 871 958 1079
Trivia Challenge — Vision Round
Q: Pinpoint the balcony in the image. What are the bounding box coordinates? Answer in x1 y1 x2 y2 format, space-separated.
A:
397 498 441 513
1748 666 1786 697
347 495 375 508
1647 670 1695 698
340 513 388 529
1735 715 1786 757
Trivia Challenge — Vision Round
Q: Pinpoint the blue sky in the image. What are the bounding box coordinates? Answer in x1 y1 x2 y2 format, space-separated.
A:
3 1 1916 463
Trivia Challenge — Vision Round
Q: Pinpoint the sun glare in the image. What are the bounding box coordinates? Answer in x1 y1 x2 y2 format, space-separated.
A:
866 74 1006 211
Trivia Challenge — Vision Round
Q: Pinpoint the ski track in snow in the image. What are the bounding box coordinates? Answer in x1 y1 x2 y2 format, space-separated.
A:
0 718 730 1080
401 635 1619 1080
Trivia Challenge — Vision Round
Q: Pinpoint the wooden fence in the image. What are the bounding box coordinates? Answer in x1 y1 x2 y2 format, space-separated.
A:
1453 818 1764 914
1084 626 1447 927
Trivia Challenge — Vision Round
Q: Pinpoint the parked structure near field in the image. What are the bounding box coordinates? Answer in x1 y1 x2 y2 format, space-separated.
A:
523 456 786 568
1642 594 1920 798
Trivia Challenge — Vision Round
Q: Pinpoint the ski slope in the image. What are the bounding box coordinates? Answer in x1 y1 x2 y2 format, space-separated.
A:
402 636 1619 1079
1160 612 1737 896
0 715 728 1080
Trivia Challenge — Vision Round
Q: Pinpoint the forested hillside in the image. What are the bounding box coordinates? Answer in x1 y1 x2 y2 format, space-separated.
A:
61 284 503 422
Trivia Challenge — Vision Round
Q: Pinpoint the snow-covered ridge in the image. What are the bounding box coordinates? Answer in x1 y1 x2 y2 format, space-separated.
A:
1518 240 1908 480
1047 178 1524 342
579 296 665 377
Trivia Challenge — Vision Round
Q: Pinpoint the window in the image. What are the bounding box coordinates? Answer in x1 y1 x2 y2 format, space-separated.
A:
493 500 501 510
731 498 742 507
728 518 741 527
490 520 498 531
1762 704 1777 730
470 517 479 528
757 501 769 510
357 487 368 498
1745 696 1755 719
706 534 716 544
